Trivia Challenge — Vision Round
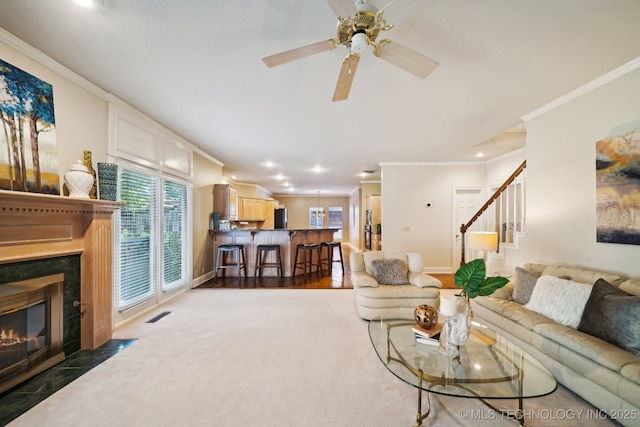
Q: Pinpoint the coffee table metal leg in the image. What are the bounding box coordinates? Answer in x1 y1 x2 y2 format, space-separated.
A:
476 360 526 425
414 369 431 427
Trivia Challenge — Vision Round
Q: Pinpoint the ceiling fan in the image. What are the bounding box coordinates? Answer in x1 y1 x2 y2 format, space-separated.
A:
261 0 439 102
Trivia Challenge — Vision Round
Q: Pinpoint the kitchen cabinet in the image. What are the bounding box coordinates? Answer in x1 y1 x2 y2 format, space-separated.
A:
213 184 238 220
262 199 276 229
238 197 265 221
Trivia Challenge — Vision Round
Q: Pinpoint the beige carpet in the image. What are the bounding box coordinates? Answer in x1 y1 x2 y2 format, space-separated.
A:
9 289 619 427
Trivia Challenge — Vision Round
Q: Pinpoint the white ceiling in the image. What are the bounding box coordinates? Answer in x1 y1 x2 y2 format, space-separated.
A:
2 0 640 196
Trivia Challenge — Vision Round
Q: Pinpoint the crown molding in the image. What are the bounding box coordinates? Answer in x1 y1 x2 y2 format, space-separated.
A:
0 27 109 99
380 161 485 167
521 55 640 122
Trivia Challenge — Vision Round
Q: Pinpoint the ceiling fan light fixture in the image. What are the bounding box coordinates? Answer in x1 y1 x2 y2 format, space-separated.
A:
351 32 368 54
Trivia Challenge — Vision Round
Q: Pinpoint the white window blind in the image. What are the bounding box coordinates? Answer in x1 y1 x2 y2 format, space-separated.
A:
118 168 157 308
116 165 191 312
162 179 188 290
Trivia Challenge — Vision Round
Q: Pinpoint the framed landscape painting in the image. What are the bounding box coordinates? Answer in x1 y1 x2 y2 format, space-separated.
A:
0 59 60 194
596 129 640 245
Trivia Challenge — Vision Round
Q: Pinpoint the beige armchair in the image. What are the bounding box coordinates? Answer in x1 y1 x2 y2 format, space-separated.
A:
350 251 442 320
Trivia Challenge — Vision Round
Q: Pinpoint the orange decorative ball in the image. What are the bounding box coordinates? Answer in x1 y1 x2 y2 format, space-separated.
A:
414 304 438 329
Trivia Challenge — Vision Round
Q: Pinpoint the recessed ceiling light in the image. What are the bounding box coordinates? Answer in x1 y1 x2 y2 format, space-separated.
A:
475 152 485 158
264 161 275 168
275 174 285 181
311 165 324 174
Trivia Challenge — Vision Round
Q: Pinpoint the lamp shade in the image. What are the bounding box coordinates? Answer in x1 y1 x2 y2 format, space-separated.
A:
467 231 498 252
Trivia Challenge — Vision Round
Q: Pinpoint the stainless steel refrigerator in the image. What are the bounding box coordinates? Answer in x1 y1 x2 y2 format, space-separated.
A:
274 208 287 229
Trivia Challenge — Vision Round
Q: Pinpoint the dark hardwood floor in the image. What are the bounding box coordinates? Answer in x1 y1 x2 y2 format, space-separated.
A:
197 245 456 290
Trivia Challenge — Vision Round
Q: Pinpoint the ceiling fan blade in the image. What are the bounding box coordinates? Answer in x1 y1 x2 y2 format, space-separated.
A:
375 40 439 79
262 39 336 68
332 54 360 102
377 0 427 25
326 0 357 19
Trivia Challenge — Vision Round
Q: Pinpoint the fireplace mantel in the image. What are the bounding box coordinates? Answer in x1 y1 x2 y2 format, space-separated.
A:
0 190 123 349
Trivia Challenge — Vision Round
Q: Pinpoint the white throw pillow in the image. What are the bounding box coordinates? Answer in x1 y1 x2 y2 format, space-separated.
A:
525 275 592 329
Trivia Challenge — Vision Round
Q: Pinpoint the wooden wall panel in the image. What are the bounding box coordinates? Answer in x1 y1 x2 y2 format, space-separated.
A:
0 190 122 349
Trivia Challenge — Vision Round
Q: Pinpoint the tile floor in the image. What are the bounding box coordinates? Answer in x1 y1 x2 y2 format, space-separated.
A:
0 339 136 425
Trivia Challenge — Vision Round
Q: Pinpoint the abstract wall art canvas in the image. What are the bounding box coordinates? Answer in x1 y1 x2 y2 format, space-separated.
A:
0 59 60 194
596 129 640 245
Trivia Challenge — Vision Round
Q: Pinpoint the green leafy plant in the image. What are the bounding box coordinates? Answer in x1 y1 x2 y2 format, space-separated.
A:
454 258 509 298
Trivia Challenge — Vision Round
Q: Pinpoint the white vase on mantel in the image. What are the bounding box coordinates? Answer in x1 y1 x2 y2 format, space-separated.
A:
64 160 94 198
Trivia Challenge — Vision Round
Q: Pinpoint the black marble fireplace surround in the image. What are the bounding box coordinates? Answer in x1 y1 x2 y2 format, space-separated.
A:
0 256 137 425
0 255 82 360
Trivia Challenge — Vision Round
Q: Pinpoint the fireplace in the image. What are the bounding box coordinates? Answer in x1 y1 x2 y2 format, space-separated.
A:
0 190 121 356
0 274 64 394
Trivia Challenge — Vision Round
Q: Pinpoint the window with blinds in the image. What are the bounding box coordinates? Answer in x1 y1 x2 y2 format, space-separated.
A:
117 167 189 310
162 179 188 290
118 169 157 308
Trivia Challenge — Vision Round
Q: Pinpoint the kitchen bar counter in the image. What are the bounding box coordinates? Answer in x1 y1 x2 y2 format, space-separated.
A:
209 228 339 277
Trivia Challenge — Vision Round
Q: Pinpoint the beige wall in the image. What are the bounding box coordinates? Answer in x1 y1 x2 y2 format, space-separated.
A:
192 153 223 282
1 37 226 289
381 164 486 272
381 67 640 279
7 30 638 285
275 194 349 241
234 182 272 199
0 39 108 183
497 67 640 277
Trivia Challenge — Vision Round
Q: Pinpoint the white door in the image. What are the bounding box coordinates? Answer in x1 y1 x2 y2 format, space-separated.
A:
452 188 484 269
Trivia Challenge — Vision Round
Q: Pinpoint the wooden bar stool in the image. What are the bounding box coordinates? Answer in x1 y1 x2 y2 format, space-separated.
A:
254 244 283 278
292 243 321 282
214 244 247 282
318 242 332 276
321 241 344 275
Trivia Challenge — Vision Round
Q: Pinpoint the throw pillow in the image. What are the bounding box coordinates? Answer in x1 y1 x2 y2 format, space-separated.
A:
511 267 539 304
525 276 592 329
578 279 640 355
370 258 408 285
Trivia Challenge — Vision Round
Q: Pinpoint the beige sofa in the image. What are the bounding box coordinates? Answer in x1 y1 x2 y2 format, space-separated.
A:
471 263 640 427
350 251 442 320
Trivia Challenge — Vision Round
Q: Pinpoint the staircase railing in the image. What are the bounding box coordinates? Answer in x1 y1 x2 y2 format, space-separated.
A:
459 160 527 266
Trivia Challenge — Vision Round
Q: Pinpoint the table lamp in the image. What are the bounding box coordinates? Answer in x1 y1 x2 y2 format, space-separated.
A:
467 231 498 271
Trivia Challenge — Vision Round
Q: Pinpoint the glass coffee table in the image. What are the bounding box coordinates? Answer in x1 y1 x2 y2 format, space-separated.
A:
369 319 556 426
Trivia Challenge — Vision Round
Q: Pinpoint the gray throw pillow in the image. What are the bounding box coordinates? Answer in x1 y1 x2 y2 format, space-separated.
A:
578 278 640 355
370 258 408 285
511 267 539 304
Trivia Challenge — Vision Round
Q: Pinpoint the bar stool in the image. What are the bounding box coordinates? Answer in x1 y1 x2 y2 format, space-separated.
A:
254 244 283 278
321 241 344 275
214 244 247 282
292 243 321 281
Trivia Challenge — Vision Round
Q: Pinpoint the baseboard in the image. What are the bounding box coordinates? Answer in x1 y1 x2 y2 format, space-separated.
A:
424 267 454 274
191 271 215 288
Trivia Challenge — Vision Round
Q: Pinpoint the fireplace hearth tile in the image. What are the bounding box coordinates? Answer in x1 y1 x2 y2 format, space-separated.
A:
0 339 136 425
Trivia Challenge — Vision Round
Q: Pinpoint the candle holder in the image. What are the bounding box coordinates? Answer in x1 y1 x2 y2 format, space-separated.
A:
439 315 459 357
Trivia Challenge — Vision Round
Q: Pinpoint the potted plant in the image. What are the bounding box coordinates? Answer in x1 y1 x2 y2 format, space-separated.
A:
448 258 509 346
454 258 509 298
